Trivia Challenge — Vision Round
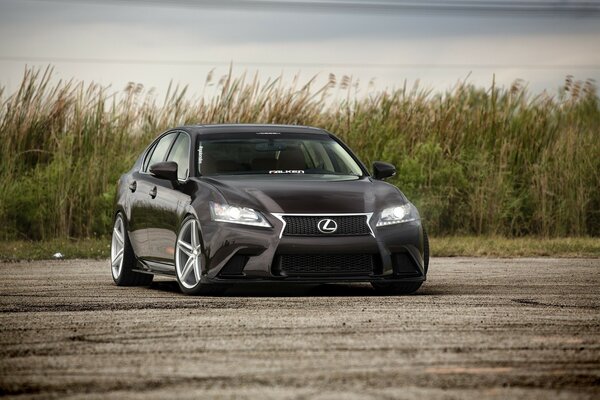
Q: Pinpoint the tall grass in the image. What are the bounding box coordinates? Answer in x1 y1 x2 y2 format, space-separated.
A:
0 66 598 240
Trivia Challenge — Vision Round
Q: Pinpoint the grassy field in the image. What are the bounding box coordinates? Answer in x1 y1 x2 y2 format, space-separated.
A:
0 67 599 242
432 236 600 258
0 238 109 261
1 236 599 261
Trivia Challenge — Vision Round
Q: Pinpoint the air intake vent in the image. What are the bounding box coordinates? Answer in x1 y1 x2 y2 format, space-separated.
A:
391 253 422 277
218 255 248 277
275 254 374 277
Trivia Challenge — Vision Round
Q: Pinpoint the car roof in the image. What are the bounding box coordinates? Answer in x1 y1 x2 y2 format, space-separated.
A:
174 124 330 136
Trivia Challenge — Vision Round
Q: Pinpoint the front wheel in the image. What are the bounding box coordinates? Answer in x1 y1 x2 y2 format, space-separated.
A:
371 227 429 295
175 217 224 295
423 227 430 274
111 213 153 286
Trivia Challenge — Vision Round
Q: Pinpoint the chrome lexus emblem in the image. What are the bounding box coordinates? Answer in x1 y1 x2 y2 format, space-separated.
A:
317 218 338 234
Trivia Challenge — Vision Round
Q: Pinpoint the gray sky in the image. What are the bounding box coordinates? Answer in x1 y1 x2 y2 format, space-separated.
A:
1 0 599 98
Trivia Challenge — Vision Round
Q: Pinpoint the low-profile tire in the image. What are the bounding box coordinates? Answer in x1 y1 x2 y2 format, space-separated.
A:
371 281 423 295
111 213 153 286
175 216 225 296
423 227 430 275
371 226 429 295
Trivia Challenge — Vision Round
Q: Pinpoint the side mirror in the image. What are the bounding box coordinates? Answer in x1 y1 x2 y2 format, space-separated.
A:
372 161 396 180
150 161 178 182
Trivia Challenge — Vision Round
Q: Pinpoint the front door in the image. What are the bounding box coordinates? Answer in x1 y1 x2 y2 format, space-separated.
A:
144 132 192 267
131 131 178 261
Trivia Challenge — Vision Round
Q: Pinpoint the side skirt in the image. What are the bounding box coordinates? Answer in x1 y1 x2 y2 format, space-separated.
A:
132 269 176 278
135 259 177 277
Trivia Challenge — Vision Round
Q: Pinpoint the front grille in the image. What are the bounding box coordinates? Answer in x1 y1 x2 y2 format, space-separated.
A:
276 254 374 277
282 215 370 236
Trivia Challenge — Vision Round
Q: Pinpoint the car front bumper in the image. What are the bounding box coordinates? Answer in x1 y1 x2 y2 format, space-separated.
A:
199 215 426 284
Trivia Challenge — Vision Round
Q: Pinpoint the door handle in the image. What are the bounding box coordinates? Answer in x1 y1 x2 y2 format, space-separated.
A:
128 181 137 192
149 186 157 199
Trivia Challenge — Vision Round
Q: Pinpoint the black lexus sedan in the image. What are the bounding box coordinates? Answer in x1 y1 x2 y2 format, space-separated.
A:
111 124 429 295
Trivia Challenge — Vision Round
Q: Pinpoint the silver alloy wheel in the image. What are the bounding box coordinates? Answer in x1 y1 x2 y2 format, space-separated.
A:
111 215 125 280
176 219 202 289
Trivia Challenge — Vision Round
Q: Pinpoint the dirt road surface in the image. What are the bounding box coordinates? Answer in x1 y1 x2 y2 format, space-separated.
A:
0 258 599 399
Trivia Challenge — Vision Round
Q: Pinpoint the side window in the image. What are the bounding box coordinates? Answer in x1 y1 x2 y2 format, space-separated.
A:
143 132 177 172
142 142 157 172
166 133 191 180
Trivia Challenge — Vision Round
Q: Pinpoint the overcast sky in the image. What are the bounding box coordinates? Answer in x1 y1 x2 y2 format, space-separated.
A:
1 0 599 98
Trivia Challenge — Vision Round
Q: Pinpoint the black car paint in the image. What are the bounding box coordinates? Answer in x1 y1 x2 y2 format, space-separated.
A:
114 124 426 284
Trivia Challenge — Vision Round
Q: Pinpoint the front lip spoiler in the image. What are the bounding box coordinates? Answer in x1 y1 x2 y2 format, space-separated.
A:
203 276 426 284
136 268 426 284
271 212 375 239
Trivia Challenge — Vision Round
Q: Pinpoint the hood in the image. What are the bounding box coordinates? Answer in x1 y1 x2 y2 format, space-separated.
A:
202 175 406 214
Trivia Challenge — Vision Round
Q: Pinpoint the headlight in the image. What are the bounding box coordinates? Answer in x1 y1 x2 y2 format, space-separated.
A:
209 202 271 228
376 203 420 227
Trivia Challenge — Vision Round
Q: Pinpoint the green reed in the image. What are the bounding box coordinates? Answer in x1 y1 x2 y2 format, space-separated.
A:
0 67 598 240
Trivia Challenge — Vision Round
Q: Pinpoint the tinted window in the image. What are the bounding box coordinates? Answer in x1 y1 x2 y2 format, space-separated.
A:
144 132 177 172
198 134 363 177
166 133 190 180
142 144 155 172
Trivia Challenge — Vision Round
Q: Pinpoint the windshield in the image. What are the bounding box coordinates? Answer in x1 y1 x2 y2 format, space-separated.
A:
197 133 364 177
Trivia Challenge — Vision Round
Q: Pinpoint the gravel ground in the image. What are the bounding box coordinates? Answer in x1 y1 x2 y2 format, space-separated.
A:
0 258 599 399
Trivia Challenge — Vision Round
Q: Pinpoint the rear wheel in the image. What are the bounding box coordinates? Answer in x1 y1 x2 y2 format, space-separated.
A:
175 216 224 295
111 213 153 286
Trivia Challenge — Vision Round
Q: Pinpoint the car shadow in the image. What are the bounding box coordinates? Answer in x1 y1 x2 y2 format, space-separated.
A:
148 279 446 297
